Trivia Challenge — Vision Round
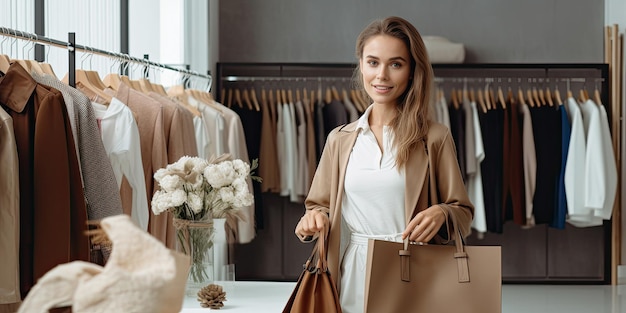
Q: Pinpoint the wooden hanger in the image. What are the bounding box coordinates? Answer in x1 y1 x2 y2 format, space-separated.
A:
154 83 168 96
450 88 459 110
242 88 254 110
554 86 563 105
537 88 548 105
545 87 554 106
483 86 492 110
120 75 134 88
138 78 154 93
566 82 573 99
281 89 288 105
287 89 294 104
84 70 106 90
39 62 56 77
517 87 525 106
476 86 487 113
226 88 234 108
533 87 543 106
594 86 603 106
249 88 261 111
507 88 514 104
351 89 363 112
25 59 45 75
203 89 214 104
268 88 275 106
270 89 276 105
0 54 10 73
167 84 184 97
63 69 112 105
13 59 32 72
173 89 201 117
497 86 506 109
341 88 349 102
578 88 589 102
488 87 497 110
331 86 341 101
103 73 122 91
525 88 535 108
324 87 332 104
261 87 268 109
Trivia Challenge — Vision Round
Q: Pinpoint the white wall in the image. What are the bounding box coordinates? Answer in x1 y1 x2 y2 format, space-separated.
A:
0 0 34 57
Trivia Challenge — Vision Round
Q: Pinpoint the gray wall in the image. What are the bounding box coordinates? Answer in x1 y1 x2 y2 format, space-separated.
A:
219 0 604 63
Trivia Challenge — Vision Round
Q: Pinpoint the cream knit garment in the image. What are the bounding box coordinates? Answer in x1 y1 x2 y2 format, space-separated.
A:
18 214 190 313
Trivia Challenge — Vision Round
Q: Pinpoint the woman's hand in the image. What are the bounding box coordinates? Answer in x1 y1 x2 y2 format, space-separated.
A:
295 209 329 240
402 205 447 243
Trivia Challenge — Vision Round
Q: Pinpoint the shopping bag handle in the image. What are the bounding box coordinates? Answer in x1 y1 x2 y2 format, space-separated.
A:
400 205 470 283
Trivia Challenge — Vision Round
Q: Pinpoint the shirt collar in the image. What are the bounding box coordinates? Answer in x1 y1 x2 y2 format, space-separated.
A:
356 104 374 132
0 62 37 113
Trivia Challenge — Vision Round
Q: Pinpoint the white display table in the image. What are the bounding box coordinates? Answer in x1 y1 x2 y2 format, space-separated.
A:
180 281 296 312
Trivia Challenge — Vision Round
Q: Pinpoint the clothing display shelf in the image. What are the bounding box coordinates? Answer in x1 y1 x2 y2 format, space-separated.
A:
0 26 212 88
218 62 615 285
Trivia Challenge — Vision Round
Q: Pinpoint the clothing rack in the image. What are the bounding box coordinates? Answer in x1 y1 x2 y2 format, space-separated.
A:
217 62 616 284
0 26 212 88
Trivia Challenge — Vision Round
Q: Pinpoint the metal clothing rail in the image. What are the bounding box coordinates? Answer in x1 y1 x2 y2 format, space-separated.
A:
0 26 212 87
223 75 604 83
222 75 352 82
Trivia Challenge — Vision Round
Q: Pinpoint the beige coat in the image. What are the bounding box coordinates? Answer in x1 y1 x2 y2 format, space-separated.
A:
303 119 474 284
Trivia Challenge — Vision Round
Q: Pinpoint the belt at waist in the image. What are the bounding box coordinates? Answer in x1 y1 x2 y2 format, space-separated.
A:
350 232 403 246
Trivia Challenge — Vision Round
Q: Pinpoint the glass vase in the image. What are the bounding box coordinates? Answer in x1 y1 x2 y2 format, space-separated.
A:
177 224 214 297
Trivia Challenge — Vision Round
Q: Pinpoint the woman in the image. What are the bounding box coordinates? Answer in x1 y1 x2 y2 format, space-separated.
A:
294 16 474 312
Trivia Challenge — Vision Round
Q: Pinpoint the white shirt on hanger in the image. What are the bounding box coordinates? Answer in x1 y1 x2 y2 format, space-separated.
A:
585 102 617 220
564 97 589 226
467 101 486 234
193 115 210 159
520 102 537 225
92 97 149 231
294 100 309 199
189 96 224 158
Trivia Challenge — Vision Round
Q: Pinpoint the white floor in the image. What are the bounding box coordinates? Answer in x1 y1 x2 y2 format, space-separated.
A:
502 284 626 313
181 281 626 312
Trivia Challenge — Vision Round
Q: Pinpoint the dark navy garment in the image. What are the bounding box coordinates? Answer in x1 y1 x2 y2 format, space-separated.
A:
551 104 571 229
448 102 466 182
479 107 504 233
530 105 562 225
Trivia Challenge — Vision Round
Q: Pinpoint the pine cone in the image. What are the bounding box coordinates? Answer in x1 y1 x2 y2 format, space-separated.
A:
197 283 227 309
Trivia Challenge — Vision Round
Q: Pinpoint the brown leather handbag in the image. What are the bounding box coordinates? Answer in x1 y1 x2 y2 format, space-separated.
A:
283 225 342 313
364 207 502 313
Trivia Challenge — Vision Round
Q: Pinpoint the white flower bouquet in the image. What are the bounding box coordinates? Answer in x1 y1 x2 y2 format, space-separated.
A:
151 154 260 283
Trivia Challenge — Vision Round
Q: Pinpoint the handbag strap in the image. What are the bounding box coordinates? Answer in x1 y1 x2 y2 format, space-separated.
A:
441 205 470 283
409 138 469 283
316 224 329 272
304 224 330 273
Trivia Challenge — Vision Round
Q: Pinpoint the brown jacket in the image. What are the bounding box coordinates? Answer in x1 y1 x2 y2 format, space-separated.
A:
0 63 89 297
302 120 474 284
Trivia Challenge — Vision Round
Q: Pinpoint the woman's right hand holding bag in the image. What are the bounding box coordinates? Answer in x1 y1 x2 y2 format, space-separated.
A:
295 209 329 241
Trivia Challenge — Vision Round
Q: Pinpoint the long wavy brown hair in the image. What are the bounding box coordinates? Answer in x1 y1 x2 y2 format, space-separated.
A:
353 16 433 170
